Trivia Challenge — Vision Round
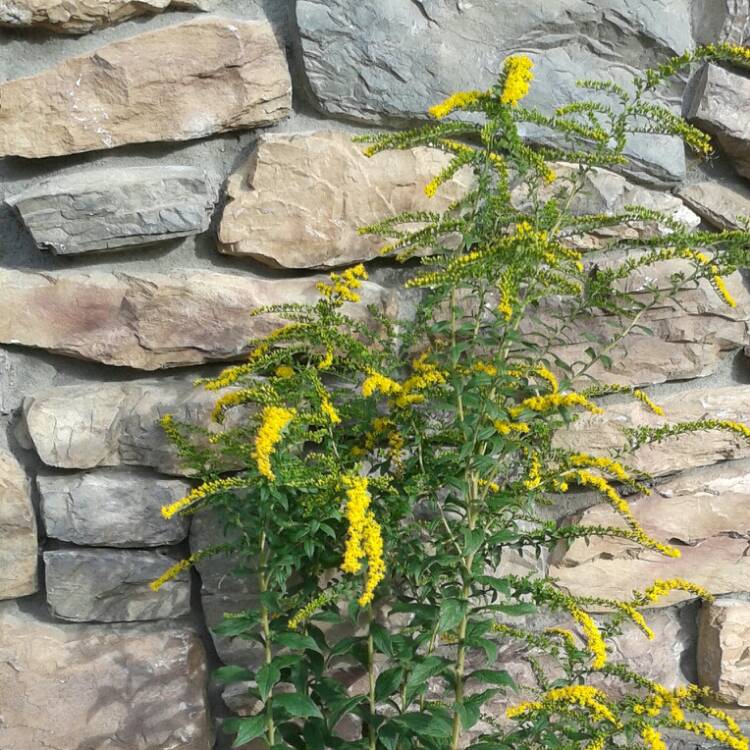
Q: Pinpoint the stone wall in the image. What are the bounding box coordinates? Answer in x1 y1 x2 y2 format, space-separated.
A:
2 1 750 748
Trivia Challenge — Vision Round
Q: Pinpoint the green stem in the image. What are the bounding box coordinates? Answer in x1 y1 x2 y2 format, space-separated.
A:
367 606 377 750
259 532 276 748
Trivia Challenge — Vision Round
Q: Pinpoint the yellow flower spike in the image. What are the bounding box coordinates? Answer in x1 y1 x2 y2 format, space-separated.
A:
507 685 619 726
340 476 386 606
149 558 192 592
318 346 334 371
640 578 714 605
161 476 248 519
711 266 737 308
632 389 665 416
568 454 631 483
501 55 534 106
534 365 559 393
570 607 607 669
493 420 530 436
523 451 543 490
545 627 578 649
362 371 402 398
428 89 483 119
509 392 603 418
641 725 667 750
254 406 296 481
320 394 341 425
288 590 334 630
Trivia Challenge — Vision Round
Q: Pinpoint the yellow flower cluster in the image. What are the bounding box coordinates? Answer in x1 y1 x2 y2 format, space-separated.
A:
320 393 341 424
340 476 386 606
497 271 514 321
534 365 559 393
161 476 248 519
523 451 543 490
288 589 334 630
641 725 667 750
717 420 750 439
473 361 498 376
509 392 603 418
362 371 402 398
397 354 447 407
318 346 334 371
545 627 577 649
254 406 296 481
211 388 253 423
149 557 192 592
569 469 680 558
500 55 534 106
639 578 713 605
507 685 618 726
493 420 530 436
571 606 607 669
428 89 482 119
633 389 665 416
712 266 737 308
568 453 631 483
614 602 654 640
275 365 294 379
317 264 368 304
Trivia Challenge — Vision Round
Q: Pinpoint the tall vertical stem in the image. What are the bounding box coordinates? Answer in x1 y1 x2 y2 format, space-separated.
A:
259 531 276 747
367 606 377 750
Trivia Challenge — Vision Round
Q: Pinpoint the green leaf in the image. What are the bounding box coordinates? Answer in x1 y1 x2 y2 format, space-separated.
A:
273 692 323 719
302 718 326 750
370 622 393 656
404 656 450 705
274 632 322 653
257 663 281 700
214 665 253 684
437 598 466 634
213 618 255 637
390 711 452 738
488 603 536 616
467 669 516 689
375 666 404 702
327 695 366 730
228 715 266 747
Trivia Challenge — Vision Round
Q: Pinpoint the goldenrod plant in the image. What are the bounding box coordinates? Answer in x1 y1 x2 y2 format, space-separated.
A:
153 47 750 750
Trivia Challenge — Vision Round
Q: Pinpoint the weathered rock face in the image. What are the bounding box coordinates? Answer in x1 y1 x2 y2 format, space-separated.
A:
39 469 191 547
0 0 214 34
7 166 215 256
550 462 750 607
0 17 291 159
0 449 37 600
294 0 691 181
44 548 191 622
0 268 393 369
698 599 750 705
0 600 212 750
692 0 750 45
0 349 57 415
686 63 750 178
528 255 750 387
554 386 750 477
22 378 228 474
218 130 472 269
676 179 750 230
190 509 261 666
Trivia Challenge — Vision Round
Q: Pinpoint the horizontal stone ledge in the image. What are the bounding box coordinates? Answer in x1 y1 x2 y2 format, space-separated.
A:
677 178 750 231
7 166 215 256
0 16 291 158
38 468 191 547
44 548 191 623
0 268 394 369
0 599 212 750
21 376 238 473
218 130 472 269
0 0 215 34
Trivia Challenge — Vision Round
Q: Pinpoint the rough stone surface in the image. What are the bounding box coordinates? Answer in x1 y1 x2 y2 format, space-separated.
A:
555 386 750 477
22 377 232 474
294 0 692 181
0 0 214 34
677 179 750 230
692 0 750 46
698 599 750 706
550 462 750 607
686 63 750 179
0 268 393 369
218 130 472 269
0 599 212 750
7 166 215 256
44 548 191 622
190 509 261 666
39 469 191 546
0 348 57 415
0 16 291 158
0 448 37 600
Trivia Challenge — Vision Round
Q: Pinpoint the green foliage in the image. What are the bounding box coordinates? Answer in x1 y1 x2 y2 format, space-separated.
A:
154 49 750 750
